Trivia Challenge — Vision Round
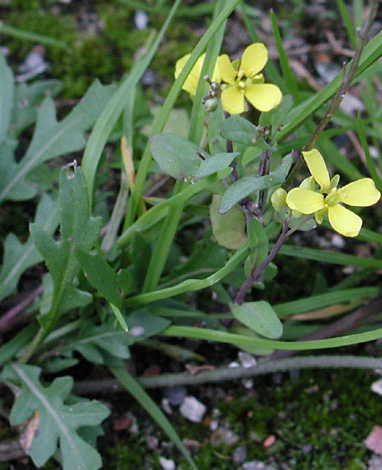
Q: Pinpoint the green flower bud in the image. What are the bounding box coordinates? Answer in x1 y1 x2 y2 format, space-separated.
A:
204 98 218 112
271 188 287 211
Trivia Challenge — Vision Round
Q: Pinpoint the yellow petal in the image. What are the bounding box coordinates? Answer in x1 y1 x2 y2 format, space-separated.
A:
302 149 330 193
174 54 190 79
240 43 268 78
174 53 205 96
286 188 324 214
338 178 381 207
211 56 224 83
244 84 282 112
218 54 236 84
221 86 246 115
328 204 362 237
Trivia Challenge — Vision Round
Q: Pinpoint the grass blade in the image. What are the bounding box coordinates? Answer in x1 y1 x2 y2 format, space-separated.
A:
110 366 198 470
82 0 182 202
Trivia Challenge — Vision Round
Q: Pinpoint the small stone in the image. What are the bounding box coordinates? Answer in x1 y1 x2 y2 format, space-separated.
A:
210 427 239 447
302 444 312 454
179 396 206 423
129 325 145 337
228 361 240 368
166 386 187 406
159 456 175 470
233 446 247 464
134 10 148 30
146 435 159 450
366 426 382 455
238 352 257 368
368 454 382 470
371 378 382 396
209 419 219 431
161 398 172 415
263 435 276 448
239 462 277 470
331 234 345 248
243 379 254 389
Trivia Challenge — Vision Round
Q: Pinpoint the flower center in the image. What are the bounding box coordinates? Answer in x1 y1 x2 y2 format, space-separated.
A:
324 189 341 207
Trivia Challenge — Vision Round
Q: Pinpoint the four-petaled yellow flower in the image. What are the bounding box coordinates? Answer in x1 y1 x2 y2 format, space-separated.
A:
286 149 381 237
218 43 282 115
174 53 222 97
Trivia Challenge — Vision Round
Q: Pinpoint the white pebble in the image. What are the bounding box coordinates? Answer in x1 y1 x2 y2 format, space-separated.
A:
159 457 175 470
179 396 206 423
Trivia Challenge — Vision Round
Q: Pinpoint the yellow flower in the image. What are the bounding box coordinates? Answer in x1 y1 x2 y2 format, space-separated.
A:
286 149 381 237
218 43 282 115
174 53 222 97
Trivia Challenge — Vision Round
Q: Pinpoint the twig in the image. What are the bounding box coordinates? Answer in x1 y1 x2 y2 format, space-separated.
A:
305 0 378 151
72 355 382 394
233 218 290 305
257 149 270 215
0 286 43 334
285 0 378 186
0 440 26 462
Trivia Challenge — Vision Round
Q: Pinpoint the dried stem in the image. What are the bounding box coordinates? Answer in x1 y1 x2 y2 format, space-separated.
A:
72 355 382 394
269 295 382 360
258 149 270 215
0 286 43 334
305 1 377 151
233 218 290 305
285 0 378 185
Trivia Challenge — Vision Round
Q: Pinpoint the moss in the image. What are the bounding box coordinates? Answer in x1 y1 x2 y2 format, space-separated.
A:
1 2 200 98
102 369 381 470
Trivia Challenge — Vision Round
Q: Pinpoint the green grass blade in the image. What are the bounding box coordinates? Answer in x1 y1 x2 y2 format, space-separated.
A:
125 245 249 307
110 366 198 470
274 287 379 317
270 10 299 101
117 169 231 247
335 0 357 47
82 0 182 202
0 323 38 366
279 244 382 269
142 0 228 292
239 1 283 88
0 23 67 48
161 324 382 351
357 113 382 192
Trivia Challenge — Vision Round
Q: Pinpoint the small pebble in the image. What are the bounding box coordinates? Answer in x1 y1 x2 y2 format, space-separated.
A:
165 386 187 406
146 435 159 450
210 427 239 446
371 378 382 396
368 454 382 470
239 462 277 470
331 234 345 249
129 325 145 337
179 396 206 423
161 398 172 415
238 352 257 368
159 456 175 470
134 10 148 30
302 444 312 454
233 445 247 464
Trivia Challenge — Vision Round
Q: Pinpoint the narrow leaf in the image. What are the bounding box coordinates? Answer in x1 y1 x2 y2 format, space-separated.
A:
110 366 198 470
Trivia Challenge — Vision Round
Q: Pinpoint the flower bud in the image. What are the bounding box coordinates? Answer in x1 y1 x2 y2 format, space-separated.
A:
204 98 218 113
271 188 287 211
